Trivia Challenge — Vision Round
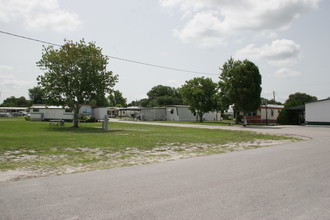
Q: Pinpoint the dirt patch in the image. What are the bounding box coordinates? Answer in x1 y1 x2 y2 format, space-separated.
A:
0 139 294 182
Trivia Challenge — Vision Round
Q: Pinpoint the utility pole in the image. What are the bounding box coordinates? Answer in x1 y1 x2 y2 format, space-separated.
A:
265 99 268 125
273 91 276 102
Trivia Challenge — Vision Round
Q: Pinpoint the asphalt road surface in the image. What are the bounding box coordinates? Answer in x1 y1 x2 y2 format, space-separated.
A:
1 124 330 219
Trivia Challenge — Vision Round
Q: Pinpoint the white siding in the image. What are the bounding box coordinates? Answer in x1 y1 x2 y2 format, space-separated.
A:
93 108 108 121
202 112 221 121
30 113 44 121
177 107 196 121
166 107 179 121
141 108 166 121
260 108 282 121
306 99 330 124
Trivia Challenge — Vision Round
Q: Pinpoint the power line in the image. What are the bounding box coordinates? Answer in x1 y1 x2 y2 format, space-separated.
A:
107 55 216 75
0 30 217 76
0 30 61 47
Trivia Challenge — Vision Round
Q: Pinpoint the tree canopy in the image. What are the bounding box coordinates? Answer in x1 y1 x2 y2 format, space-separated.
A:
261 98 282 105
128 85 183 107
108 90 127 107
28 86 45 104
284 92 317 107
180 77 218 122
1 96 31 107
37 39 118 127
128 98 149 107
219 58 262 120
147 85 182 107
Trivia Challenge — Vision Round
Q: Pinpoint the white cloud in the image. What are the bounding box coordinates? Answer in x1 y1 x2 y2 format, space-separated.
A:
160 0 320 46
235 39 301 66
0 65 13 71
0 74 32 90
173 10 227 47
0 0 81 32
274 68 302 78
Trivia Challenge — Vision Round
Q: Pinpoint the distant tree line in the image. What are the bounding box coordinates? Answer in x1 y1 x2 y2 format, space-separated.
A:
0 96 31 107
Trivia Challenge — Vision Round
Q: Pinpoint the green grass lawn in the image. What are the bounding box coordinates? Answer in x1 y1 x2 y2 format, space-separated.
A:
0 119 295 176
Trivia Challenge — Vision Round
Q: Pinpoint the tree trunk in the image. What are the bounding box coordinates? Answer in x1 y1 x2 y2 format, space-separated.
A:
199 112 204 123
73 106 80 128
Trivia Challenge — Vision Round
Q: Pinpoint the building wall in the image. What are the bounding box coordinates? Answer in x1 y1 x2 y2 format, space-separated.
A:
202 112 221 121
30 109 74 121
141 108 166 121
173 106 196 121
260 106 282 121
178 107 196 121
30 113 44 121
166 107 179 121
43 109 74 120
92 108 108 121
306 99 330 125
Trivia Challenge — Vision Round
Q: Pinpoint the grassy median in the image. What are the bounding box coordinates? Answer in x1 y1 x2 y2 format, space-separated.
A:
0 119 296 180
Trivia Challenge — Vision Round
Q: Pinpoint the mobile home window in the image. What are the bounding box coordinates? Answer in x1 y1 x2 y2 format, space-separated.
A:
248 112 257 117
33 109 39 112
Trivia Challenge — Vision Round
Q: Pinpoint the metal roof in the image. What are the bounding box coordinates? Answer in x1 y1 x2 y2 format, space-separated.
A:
0 107 28 110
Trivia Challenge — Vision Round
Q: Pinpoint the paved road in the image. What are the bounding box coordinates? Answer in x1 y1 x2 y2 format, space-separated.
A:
1 124 330 219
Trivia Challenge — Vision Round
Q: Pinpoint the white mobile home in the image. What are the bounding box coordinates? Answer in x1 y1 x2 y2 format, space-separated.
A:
30 105 74 121
141 106 196 121
140 105 220 122
305 98 330 125
245 104 284 124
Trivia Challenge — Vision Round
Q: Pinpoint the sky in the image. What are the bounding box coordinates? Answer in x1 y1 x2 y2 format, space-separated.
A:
0 0 329 104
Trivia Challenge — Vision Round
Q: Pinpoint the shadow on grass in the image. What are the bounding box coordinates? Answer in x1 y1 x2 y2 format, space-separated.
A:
43 126 124 134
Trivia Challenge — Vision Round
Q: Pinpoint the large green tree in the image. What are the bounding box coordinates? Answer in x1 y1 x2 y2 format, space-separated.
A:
278 92 317 124
146 85 183 107
219 58 262 121
28 86 45 104
108 90 127 107
37 39 118 128
180 77 218 122
284 92 317 107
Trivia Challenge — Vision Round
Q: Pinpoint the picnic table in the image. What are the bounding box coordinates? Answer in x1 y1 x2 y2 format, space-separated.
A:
49 120 65 126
